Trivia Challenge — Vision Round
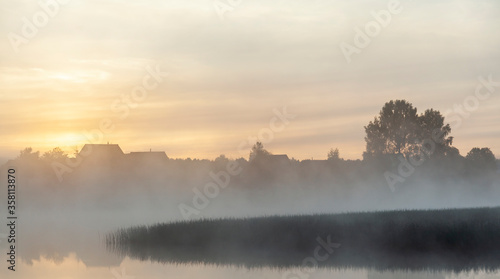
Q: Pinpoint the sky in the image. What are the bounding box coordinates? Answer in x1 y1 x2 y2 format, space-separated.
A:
0 0 499 160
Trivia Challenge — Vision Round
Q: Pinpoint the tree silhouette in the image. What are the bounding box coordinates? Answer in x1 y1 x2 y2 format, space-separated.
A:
41 147 69 162
364 100 419 158
327 148 340 161
364 100 453 159
18 147 40 161
418 109 453 157
249 142 270 161
466 147 496 173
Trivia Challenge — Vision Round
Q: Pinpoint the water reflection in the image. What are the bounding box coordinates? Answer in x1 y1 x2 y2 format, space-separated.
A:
367 270 445 279
109 240 500 273
107 209 500 273
7 255 500 279
2 209 500 279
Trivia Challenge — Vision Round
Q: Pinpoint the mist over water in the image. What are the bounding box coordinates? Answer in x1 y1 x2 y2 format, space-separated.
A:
107 208 500 272
1 143 499 279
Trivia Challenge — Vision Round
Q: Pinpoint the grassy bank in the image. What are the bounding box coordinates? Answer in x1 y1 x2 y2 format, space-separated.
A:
107 207 500 271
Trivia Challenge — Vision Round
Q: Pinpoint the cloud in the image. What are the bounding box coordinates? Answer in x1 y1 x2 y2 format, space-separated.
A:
0 0 499 159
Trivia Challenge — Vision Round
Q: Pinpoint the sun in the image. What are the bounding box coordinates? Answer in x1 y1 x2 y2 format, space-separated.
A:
45 133 87 151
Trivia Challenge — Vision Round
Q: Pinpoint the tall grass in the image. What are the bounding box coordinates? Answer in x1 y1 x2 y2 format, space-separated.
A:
107 207 500 271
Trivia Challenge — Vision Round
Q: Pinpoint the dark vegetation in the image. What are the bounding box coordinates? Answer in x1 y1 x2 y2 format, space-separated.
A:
107 207 500 272
1 99 499 270
0 99 498 213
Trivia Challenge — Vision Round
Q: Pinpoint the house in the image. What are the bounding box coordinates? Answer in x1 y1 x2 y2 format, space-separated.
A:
78 144 125 167
250 154 291 171
79 144 124 157
252 154 290 165
77 144 170 170
267 154 290 166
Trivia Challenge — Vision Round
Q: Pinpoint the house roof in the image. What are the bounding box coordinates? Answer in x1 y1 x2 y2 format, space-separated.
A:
270 154 290 160
254 154 290 165
79 144 124 157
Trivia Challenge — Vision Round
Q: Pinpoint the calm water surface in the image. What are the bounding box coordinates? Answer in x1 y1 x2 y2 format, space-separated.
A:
2 208 499 279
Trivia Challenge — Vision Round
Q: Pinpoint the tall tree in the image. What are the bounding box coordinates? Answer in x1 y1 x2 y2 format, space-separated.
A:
249 142 270 161
418 109 453 157
364 100 453 159
466 147 497 173
327 148 340 161
364 100 419 158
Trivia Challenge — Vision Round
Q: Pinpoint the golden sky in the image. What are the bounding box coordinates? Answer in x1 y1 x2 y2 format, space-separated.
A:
0 0 499 160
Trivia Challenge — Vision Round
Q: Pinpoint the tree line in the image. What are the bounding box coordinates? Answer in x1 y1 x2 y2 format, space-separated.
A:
8 99 499 173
